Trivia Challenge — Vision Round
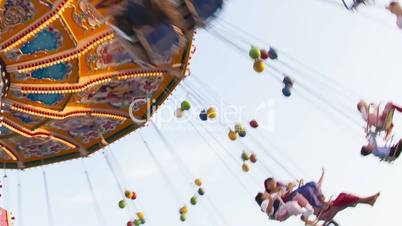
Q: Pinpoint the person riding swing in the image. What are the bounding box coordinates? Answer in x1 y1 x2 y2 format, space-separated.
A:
361 131 402 162
357 100 402 140
261 170 380 225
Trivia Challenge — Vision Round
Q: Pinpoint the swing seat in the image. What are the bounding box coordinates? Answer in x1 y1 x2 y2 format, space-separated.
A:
324 220 340 226
283 76 294 87
282 87 291 97
380 151 397 163
342 0 370 10
105 0 187 66
268 47 278 60
315 212 340 226
112 1 169 30
366 104 395 136
381 156 397 163
189 0 223 21
381 140 400 163
180 0 223 26
168 0 224 32
113 22 183 67
141 23 182 62
383 108 395 132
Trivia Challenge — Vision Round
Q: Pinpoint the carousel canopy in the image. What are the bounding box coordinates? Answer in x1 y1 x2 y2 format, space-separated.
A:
0 0 193 169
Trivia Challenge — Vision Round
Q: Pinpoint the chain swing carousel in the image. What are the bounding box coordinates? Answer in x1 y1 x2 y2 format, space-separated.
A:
0 0 222 169
0 1 380 226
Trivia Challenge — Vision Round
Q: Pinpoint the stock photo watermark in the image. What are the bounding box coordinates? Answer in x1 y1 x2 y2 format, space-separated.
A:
129 97 276 132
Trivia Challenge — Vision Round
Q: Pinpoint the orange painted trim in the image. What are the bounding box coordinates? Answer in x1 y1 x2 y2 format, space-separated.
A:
1 119 76 148
0 144 17 161
18 70 165 94
11 104 127 120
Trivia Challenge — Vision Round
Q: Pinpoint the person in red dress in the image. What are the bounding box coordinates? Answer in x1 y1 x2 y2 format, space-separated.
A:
264 170 380 223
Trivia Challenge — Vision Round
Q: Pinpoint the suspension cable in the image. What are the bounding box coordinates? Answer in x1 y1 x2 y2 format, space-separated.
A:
106 148 140 211
160 87 266 187
42 168 54 226
150 123 194 182
138 131 183 205
81 159 106 226
182 81 299 179
211 19 363 116
179 91 265 188
17 171 23 226
187 119 256 197
2 165 8 209
205 26 364 130
188 82 297 179
188 75 308 176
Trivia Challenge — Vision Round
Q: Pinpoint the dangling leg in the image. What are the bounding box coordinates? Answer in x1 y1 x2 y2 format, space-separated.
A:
390 102 402 112
297 182 325 212
317 168 325 189
332 192 380 208
382 102 402 119
281 201 315 225
319 193 379 222
293 194 314 217
357 193 380 206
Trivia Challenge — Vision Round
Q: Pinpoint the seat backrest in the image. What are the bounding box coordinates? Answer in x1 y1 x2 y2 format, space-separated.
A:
191 0 223 20
324 220 339 226
381 156 396 163
129 23 182 66
383 109 395 131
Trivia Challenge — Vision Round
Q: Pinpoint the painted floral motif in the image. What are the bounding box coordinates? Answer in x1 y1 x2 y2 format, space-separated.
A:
0 0 36 35
6 27 63 61
80 76 163 109
50 116 123 144
0 106 43 126
11 111 43 125
12 90 65 106
87 39 133 70
72 0 103 31
12 136 68 158
13 62 72 81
